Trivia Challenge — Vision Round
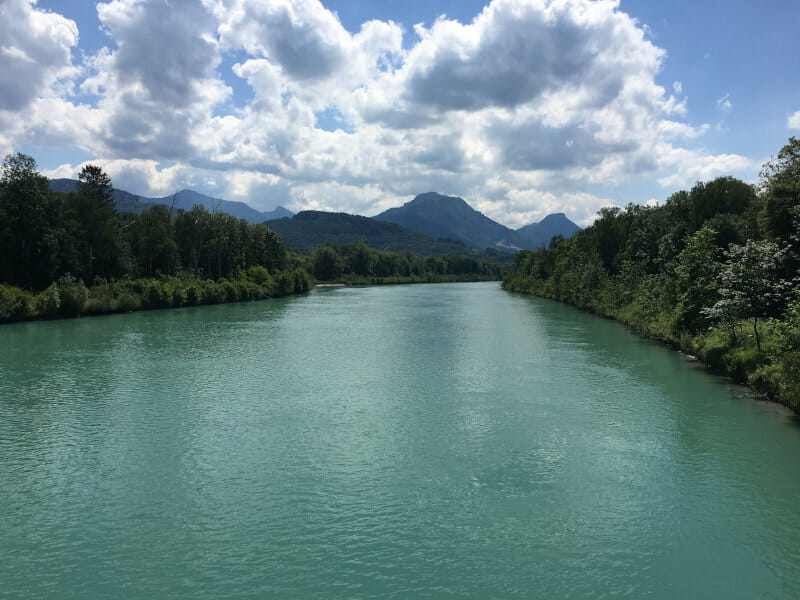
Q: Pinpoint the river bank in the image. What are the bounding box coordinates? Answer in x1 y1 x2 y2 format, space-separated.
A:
0 267 312 325
503 281 798 414
0 270 503 325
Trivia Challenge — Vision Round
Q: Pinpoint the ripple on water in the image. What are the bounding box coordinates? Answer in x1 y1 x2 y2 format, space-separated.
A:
1 283 800 598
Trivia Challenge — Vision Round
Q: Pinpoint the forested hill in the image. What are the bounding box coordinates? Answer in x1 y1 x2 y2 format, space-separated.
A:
265 210 512 261
49 179 292 223
516 213 582 248
375 192 581 251
375 192 521 251
503 137 800 412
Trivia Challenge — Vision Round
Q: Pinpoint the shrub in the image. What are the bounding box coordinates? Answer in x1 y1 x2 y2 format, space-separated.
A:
293 268 311 292
185 284 201 305
117 292 142 312
85 295 118 315
199 280 224 304
246 265 270 285
0 284 33 322
34 284 61 318
220 279 239 302
275 271 294 296
56 274 88 317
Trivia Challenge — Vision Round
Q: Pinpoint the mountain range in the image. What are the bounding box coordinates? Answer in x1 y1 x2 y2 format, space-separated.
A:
48 180 581 254
376 192 581 251
48 179 292 223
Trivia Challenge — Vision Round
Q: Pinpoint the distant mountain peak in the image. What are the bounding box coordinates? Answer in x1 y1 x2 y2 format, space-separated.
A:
406 192 474 210
48 179 293 223
376 191 581 252
516 212 581 248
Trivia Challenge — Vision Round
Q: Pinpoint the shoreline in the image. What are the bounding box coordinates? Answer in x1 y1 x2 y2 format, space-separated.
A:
504 284 799 416
1 274 501 325
0 269 312 325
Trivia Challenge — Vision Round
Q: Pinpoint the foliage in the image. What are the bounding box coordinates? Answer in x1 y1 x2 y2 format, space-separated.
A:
503 139 800 411
305 241 505 283
0 284 33 321
0 154 317 323
265 209 514 261
703 240 790 351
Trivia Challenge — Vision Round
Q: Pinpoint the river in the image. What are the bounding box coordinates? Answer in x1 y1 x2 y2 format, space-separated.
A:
1 281 799 598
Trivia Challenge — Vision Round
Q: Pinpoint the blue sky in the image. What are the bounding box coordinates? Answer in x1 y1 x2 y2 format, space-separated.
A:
2 0 799 226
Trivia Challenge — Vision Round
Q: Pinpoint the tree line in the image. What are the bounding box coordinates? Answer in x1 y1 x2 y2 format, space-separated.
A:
308 241 505 283
0 153 505 322
0 153 312 321
504 137 800 410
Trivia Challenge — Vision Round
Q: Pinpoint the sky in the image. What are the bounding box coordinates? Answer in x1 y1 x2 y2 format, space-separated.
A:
1 0 799 227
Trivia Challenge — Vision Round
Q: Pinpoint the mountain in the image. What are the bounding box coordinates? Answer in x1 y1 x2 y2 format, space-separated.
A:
48 179 292 223
515 213 582 249
147 190 293 222
375 191 581 251
375 192 522 251
265 210 512 261
49 178 146 213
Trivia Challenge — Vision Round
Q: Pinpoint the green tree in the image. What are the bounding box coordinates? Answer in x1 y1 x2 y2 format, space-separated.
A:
312 244 344 280
760 138 800 246
673 227 721 332
704 240 790 352
760 136 800 191
131 204 179 276
65 164 123 280
0 153 61 288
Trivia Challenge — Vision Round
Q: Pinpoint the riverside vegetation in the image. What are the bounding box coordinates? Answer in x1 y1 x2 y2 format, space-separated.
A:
0 154 503 324
504 137 800 411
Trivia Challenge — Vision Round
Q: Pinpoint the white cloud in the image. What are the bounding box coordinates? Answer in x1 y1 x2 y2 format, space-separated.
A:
494 188 616 228
656 146 754 187
0 0 766 228
716 92 732 111
0 0 79 112
789 110 800 130
79 0 229 160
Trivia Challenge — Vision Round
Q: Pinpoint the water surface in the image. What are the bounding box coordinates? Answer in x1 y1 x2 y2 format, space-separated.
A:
2 282 799 598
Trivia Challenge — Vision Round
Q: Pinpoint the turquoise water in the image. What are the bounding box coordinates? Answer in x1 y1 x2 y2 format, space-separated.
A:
2 281 799 598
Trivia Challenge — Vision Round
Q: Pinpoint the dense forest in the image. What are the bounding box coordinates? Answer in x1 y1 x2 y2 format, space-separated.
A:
0 154 503 323
306 241 505 284
504 137 800 410
265 210 513 260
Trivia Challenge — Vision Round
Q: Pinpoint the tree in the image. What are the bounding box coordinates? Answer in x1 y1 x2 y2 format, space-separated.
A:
0 153 61 288
703 240 791 352
312 244 344 281
131 204 179 276
760 136 800 191
78 164 114 207
65 164 123 280
760 138 800 245
674 226 721 332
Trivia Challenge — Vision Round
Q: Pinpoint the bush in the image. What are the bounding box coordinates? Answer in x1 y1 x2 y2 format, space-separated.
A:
117 292 142 312
164 279 187 307
220 279 239 302
0 284 33 322
86 294 118 315
246 265 271 286
275 271 294 296
199 280 225 304
293 268 311 292
185 284 201 305
34 284 61 318
56 274 88 317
